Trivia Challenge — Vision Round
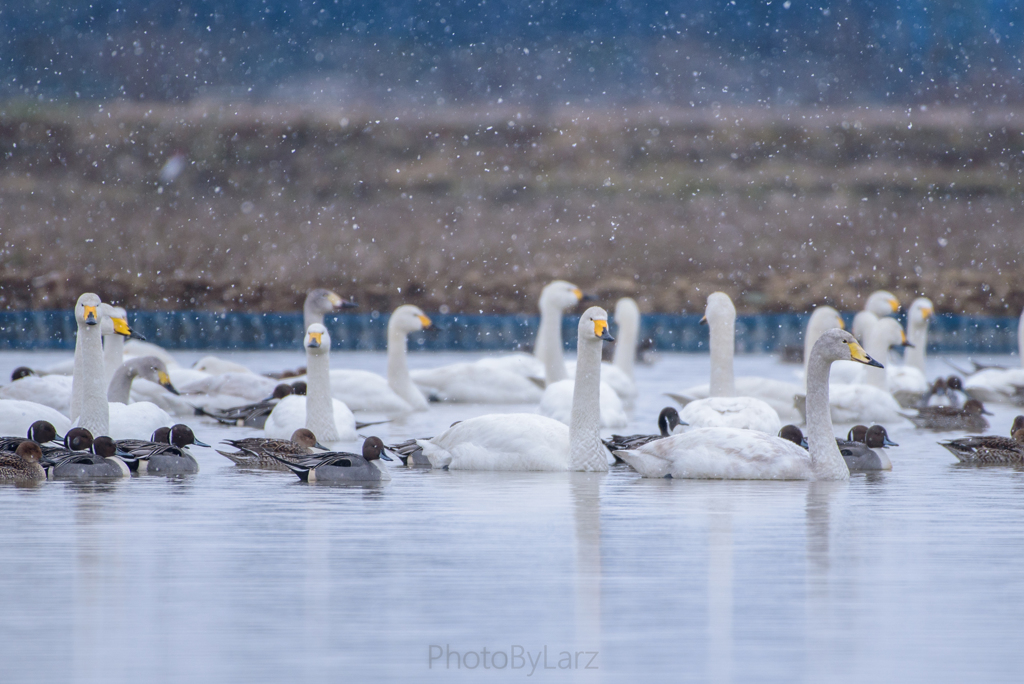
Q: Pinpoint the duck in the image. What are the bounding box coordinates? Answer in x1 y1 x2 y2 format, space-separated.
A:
614 329 882 480
383 438 433 467
408 280 587 404
667 292 802 423
415 307 615 471
263 324 357 444
939 416 1024 464
918 376 966 408
669 292 784 432
602 407 686 452
49 435 131 479
117 424 209 474
776 423 894 472
0 420 62 452
197 383 295 427
903 399 992 432
298 304 432 415
272 436 393 483
888 297 933 407
0 441 46 482
217 428 328 469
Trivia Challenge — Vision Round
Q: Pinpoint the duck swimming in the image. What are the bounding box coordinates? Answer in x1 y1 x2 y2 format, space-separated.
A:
602 407 686 453
217 428 328 470
939 416 1024 464
903 399 992 432
272 436 393 483
0 441 46 483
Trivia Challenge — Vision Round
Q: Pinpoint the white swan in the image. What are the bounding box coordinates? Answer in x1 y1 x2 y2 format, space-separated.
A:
69 293 110 437
888 297 933 406
960 309 1024 403
565 297 640 407
416 307 613 471
100 304 140 388
801 306 846 385
669 292 784 432
667 288 802 421
615 329 881 480
537 296 629 429
264 324 357 443
0 399 72 437
851 290 900 341
798 318 906 424
299 304 431 415
106 357 176 440
409 280 586 403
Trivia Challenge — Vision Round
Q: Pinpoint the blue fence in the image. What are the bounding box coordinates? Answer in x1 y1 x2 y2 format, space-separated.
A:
0 310 1019 355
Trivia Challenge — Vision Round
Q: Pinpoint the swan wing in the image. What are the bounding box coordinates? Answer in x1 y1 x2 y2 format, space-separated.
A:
410 363 543 404
107 401 173 440
0 376 74 416
0 399 72 436
679 397 782 434
419 413 569 471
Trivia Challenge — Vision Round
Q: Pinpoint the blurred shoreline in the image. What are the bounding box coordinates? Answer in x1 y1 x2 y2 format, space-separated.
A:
1 101 1021 316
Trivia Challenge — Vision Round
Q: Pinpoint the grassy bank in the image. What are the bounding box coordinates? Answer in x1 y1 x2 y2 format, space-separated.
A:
1 101 1022 315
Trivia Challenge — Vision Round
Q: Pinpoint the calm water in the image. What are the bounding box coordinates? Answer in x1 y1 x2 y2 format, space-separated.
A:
2 349 1023 683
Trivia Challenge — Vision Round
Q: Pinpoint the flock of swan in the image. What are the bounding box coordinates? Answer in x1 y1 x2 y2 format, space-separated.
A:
3 281 1024 484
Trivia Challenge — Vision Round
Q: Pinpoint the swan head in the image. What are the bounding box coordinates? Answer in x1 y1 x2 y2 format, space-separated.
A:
305 288 357 315
807 306 845 333
815 328 883 367
388 304 432 335
15 441 44 464
169 424 210 448
304 324 330 354
290 429 327 450
578 306 614 343
700 292 736 328
865 290 900 316
614 297 640 323
909 297 934 325
125 356 178 394
872 317 913 350
76 293 102 327
540 280 587 312
362 436 392 462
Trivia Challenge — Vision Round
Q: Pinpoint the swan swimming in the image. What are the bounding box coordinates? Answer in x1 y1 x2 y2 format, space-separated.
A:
670 292 783 433
669 292 803 423
415 307 614 471
264 324 357 444
615 329 882 480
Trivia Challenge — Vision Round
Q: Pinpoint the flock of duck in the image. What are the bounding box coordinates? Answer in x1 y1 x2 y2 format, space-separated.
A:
2 282 1024 485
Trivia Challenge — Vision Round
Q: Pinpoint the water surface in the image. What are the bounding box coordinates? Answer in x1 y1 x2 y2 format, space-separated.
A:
2 350 1023 683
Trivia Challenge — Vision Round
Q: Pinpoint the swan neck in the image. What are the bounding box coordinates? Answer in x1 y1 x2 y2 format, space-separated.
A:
905 319 928 373
106 364 136 404
305 349 339 442
102 332 124 388
538 302 568 383
72 321 109 436
863 326 890 389
386 324 425 410
708 315 735 397
805 353 849 480
612 311 639 379
303 307 324 332
569 337 610 472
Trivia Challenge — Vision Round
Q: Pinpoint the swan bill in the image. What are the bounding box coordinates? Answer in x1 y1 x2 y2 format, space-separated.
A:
308 331 323 347
888 297 900 312
594 320 615 341
848 341 883 368
900 330 914 347
417 314 433 329
157 371 180 395
84 305 98 325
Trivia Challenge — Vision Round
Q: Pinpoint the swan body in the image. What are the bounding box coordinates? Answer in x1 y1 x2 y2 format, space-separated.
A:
192 356 255 375
616 329 881 480
177 372 279 402
107 402 174 441
852 290 900 341
416 307 614 472
264 324 357 443
963 368 1024 404
410 280 585 403
0 375 74 416
123 339 180 369
679 396 782 435
0 400 72 437
671 292 784 432
538 378 629 429
667 377 803 423
799 383 904 424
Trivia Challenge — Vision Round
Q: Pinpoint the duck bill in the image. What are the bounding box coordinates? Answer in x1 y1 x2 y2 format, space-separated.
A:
314 441 328 450
883 437 899 447
847 341 883 368
379 452 394 462
192 438 212 448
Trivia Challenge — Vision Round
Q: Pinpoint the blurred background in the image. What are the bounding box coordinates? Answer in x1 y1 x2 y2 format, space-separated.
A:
1 0 1022 315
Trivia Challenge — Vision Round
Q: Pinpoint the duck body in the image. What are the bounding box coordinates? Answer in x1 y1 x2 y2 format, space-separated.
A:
273 437 391 483
383 438 432 466
940 436 1024 464
217 429 326 470
50 438 130 480
0 442 46 482
903 400 991 432
603 407 684 453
